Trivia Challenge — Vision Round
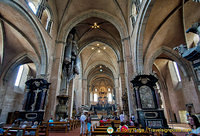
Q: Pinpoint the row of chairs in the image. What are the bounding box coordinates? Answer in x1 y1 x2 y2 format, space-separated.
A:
44 119 80 133
1 126 47 136
0 120 80 136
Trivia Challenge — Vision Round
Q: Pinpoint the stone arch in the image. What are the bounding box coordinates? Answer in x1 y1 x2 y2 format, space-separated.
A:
57 9 127 43
88 74 114 86
83 60 118 80
1 0 48 75
79 37 121 61
145 46 193 79
1 52 39 83
133 0 156 74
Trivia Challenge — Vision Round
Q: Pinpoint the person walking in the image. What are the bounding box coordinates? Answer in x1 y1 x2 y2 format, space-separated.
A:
87 114 92 135
80 112 87 135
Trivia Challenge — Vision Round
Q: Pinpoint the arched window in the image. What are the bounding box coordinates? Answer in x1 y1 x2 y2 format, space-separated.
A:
15 65 24 86
41 8 53 33
26 0 42 14
28 2 37 14
131 3 137 30
173 61 181 82
108 93 112 102
94 93 98 102
14 64 30 93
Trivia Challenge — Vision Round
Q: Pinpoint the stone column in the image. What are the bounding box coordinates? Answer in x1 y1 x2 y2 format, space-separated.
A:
118 60 125 106
87 85 90 105
68 80 73 118
82 79 87 105
75 77 82 113
44 42 65 120
70 89 75 118
114 78 120 105
121 37 137 118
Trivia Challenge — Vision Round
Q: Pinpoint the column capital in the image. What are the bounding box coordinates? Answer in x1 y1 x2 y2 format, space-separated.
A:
121 36 130 42
117 59 124 63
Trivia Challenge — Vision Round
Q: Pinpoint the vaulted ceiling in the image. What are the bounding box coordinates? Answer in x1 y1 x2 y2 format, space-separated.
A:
0 0 199 83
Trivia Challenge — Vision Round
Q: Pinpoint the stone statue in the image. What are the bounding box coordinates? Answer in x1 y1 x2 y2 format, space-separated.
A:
174 22 200 56
64 33 73 65
121 89 129 116
173 44 187 56
186 22 200 37
62 28 80 81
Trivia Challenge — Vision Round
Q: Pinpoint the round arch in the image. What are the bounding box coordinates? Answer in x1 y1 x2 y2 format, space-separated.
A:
79 38 121 61
0 0 48 75
1 52 39 83
133 0 156 74
57 9 128 43
83 60 118 80
88 75 114 87
144 46 193 79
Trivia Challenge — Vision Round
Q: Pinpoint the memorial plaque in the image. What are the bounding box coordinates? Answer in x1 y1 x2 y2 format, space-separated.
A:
139 86 155 109
146 119 163 128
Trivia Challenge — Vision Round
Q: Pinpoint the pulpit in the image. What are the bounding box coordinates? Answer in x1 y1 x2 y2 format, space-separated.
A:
131 74 168 128
55 95 69 120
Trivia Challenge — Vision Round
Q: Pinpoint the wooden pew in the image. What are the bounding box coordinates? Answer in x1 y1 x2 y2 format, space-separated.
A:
99 120 121 127
3 127 25 136
24 127 39 136
69 120 74 130
47 122 70 133
38 125 49 136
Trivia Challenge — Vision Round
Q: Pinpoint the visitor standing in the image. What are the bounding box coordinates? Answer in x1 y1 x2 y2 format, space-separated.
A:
120 112 124 122
80 112 87 135
87 114 92 135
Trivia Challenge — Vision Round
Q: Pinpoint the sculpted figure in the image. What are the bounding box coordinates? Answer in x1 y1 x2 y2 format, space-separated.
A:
186 22 200 43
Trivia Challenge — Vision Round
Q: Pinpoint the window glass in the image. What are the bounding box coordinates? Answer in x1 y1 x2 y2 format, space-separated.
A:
28 2 37 14
15 65 24 86
94 93 98 102
108 93 112 102
173 62 181 82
